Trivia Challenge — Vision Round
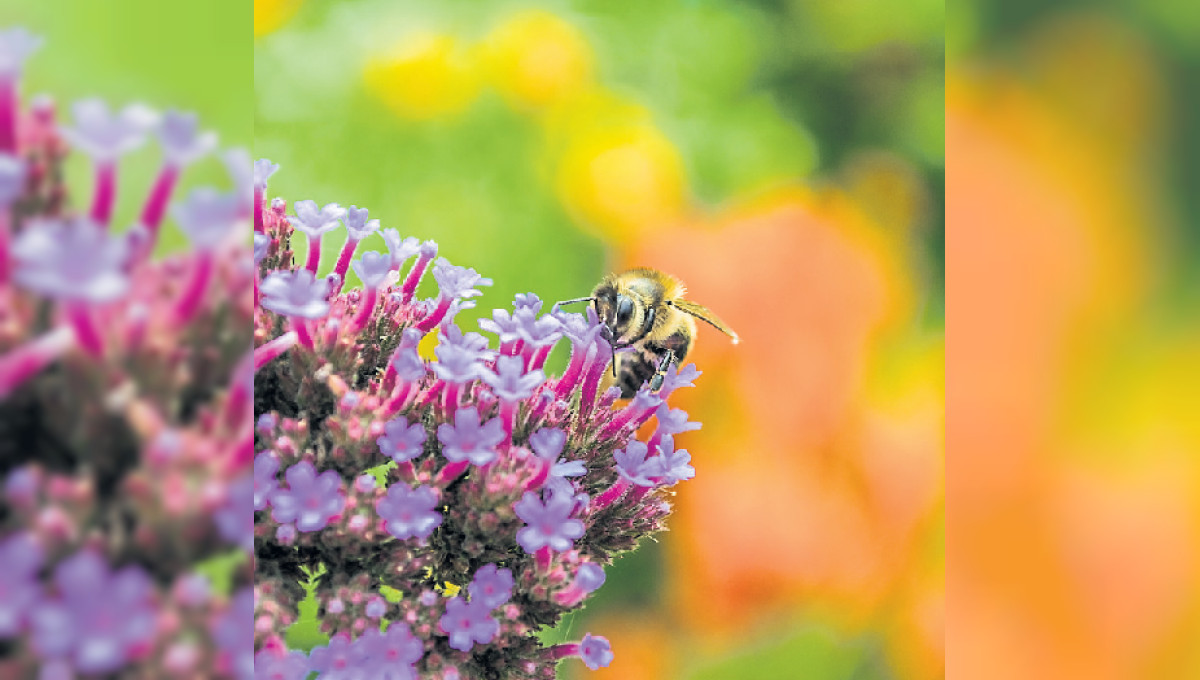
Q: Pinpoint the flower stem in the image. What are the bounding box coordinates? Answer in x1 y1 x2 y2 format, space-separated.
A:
332 236 359 294
90 161 117 228
399 253 433 304
253 186 265 233
0 77 16 153
173 250 214 325
292 318 314 349
437 460 470 485
0 326 75 399
590 479 630 513
139 163 179 237
416 295 453 333
66 302 103 357
305 233 322 274
350 286 379 334
253 331 298 370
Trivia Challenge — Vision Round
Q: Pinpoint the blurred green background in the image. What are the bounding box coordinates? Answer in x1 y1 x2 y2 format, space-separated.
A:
1 0 252 252
257 1 944 679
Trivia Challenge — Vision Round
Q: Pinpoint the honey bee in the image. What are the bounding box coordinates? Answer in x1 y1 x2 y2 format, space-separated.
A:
559 268 739 398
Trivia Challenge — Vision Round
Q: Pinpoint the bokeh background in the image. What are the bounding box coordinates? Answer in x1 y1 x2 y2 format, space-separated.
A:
949 2 1200 679
256 1 944 678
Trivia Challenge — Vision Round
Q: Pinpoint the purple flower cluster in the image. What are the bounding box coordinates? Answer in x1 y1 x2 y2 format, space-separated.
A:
252 163 706 675
0 28 253 678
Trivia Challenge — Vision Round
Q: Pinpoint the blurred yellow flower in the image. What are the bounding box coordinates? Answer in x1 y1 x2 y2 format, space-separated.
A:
483 10 595 111
364 33 481 121
556 121 688 244
254 0 303 38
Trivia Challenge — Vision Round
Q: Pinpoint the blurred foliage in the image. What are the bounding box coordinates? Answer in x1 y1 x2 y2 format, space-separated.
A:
256 0 943 678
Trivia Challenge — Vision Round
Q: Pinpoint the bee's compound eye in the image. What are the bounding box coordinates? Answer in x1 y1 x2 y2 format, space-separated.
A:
617 297 634 324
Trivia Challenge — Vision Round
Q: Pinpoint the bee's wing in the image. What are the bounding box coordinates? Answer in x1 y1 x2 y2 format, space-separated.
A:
671 299 740 344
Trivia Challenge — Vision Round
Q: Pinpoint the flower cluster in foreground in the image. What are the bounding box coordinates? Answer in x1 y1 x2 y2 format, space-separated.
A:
253 165 702 677
0 28 252 678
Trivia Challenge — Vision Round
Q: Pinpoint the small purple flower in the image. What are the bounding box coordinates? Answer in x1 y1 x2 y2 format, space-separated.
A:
253 233 271 265
478 308 522 344
253 647 309 680
260 269 331 319
254 158 280 188
215 474 253 551
307 633 362 677
355 474 377 494
514 490 585 554
29 550 157 674
643 435 696 485
375 483 442 540
544 476 590 513
655 405 701 436
0 27 42 78
432 258 493 300
0 531 43 636
438 406 505 466
344 205 381 240
555 306 605 349
276 523 297 544
11 217 130 302
3 464 37 507
365 596 387 619
157 110 217 166
211 587 253 680
439 597 499 652
614 441 655 487
432 325 493 383
350 250 391 289
171 187 240 249
575 563 606 594
516 312 562 348
469 564 513 609
58 98 158 160
0 153 25 205
381 229 420 269
580 633 614 670
357 624 423 676
288 200 346 238
482 355 545 402
254 452 279 511
513 293 542 314
529 427 566 461
378 418 427 464
658 362 702 396
268 461 346 532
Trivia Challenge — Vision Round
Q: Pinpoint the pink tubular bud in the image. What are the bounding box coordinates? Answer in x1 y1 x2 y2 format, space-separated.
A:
90 161 117 227
0 325 75 399
254 331 299 370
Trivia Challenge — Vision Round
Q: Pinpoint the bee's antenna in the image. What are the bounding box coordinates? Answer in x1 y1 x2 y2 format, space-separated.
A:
611 342 618 377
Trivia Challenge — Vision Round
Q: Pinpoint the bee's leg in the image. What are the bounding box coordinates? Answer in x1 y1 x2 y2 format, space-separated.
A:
649 351 676 392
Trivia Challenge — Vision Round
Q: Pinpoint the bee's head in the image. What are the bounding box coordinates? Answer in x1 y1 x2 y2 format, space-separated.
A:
593 287 638 346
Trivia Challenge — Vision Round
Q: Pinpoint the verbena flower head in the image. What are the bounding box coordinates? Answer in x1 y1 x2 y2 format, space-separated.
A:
253 161 710 677
1 36 251 674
